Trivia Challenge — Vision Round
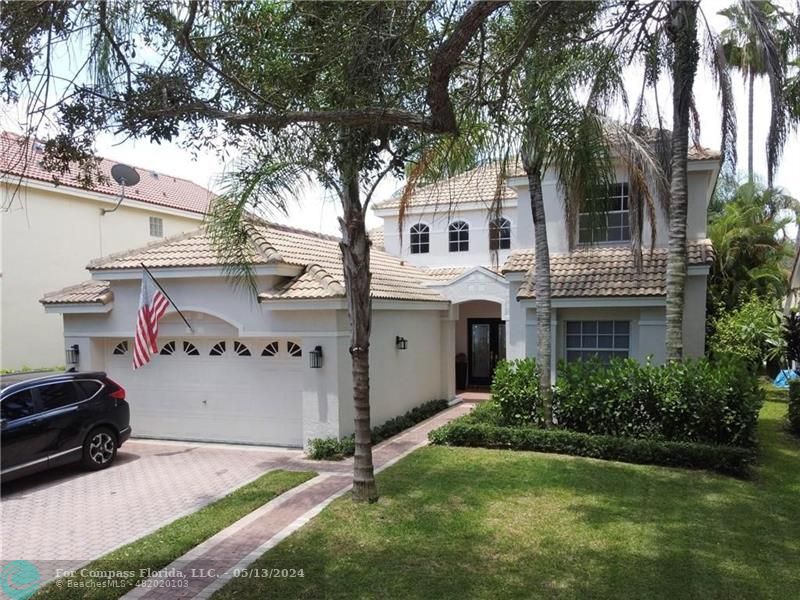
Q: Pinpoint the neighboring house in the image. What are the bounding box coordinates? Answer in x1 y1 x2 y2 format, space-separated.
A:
41 224 452 447
1 132 211 370
41 144 720 449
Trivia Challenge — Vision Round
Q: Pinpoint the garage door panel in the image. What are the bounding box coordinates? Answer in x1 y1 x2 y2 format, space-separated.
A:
105 338 305 447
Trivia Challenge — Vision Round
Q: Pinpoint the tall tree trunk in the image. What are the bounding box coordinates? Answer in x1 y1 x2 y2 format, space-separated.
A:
525 166 553 427
338 159 378 503
747 69 754 183
665 1 700 362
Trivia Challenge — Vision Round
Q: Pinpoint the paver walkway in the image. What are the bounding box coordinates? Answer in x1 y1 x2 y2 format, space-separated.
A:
123 402 471 599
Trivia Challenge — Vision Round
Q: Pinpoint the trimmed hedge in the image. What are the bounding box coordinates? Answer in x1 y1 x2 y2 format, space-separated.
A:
555 358 763 447
488 357 762 448
307 399 450 460
789 380 800 436
429 420 756 477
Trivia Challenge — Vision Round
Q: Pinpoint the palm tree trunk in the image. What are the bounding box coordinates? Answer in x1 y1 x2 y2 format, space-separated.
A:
747 69 754 183
527 167 553 427
338 159 378 503
665 1 700 362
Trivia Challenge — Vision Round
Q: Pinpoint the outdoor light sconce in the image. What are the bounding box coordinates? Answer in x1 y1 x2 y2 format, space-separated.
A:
65 344 80 365
395 336 408 350
310 346 323 369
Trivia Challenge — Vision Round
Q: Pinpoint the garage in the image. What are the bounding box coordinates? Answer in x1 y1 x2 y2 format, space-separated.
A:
104 337 305 447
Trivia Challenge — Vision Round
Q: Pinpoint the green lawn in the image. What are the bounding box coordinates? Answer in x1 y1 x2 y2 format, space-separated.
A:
35 470 315 600
215 402 800 600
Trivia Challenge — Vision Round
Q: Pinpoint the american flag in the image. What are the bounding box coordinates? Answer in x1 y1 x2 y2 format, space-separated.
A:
133 270 170 369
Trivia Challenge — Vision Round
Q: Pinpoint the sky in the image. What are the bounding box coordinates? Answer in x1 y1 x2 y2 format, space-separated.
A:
1 2 797 236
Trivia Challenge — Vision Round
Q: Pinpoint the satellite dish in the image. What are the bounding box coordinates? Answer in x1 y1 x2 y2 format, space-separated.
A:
102 164 140 215
110 163 140 187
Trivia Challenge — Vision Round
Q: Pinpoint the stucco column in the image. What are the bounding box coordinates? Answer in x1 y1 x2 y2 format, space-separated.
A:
550 313 558 383
301 336 340 448
440 306 457 400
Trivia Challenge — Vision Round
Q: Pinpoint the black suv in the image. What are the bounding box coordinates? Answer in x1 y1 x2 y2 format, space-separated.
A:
1 372 131 482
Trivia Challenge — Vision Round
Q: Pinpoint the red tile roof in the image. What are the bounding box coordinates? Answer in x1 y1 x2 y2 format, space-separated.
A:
1 132 213 215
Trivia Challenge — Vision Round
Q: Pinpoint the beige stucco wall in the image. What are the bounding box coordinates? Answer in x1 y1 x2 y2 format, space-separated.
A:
1 182 202 370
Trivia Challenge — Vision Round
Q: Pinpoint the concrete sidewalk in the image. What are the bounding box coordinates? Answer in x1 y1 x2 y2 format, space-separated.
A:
123 403 471 600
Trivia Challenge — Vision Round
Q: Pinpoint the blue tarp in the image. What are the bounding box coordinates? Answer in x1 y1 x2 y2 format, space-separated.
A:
773 369 799 388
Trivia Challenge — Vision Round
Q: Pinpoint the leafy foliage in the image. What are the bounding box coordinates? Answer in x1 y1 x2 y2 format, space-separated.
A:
429 419 756 477
707 179 795 316
307 399 449 461
783 310 800 365
554 358 763 448
708 294 785 368
789 380 800 435
490 358 543 427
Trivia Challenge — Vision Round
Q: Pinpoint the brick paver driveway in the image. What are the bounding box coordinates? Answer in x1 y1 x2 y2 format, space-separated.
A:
0 439 308 583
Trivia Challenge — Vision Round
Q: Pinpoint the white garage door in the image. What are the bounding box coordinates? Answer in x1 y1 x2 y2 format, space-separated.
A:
105 337 305 447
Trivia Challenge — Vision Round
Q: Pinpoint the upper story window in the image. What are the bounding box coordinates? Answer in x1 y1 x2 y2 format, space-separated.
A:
448 221 469 252
489 217 511 250
149 216 164 238
578 183 630 244
410 223 430 254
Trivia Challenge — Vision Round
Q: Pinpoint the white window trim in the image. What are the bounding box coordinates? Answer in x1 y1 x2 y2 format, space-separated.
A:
410 223 430 254
564 320 631 362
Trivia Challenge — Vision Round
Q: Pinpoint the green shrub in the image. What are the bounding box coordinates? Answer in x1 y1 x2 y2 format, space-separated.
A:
429 420 755 477
709 295 784 368
789 380 800 436
307 399 449 460
552 357 762 447
491 358 543 427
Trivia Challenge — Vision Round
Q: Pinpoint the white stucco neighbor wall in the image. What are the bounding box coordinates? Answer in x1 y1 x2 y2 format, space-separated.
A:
1 182 202 370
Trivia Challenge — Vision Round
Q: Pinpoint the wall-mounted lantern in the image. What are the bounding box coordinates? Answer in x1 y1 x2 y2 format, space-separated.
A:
395 336 408 350
65 344 80 366
309 345 323 368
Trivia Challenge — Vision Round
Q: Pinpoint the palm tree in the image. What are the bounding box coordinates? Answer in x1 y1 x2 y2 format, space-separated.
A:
623 0 791 360
720 2 790 182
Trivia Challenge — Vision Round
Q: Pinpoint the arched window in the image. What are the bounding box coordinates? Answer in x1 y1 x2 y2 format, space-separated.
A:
159 341 176 355
209 341 226 356
410 223 430 254
112 341 129 356
261 341 279 357
183 341 200 356
233 341 252 356
489 217 511 250
448 221 469 252
287 341 302 358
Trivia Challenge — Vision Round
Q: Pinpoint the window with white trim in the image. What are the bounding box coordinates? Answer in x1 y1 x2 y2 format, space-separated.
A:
287 341 302 358
261 341 279 357
209 341 226 356
149 216 164 238
159 341 176 355
234 341 252 356
578 183 630 244
410 223 430 254
448 221 469 252
112 341 129 355
565 321 630 363
183 341 200 356
489 217 511 250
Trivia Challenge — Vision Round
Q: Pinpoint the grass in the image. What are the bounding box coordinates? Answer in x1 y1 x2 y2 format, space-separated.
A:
0 365 64 375
214 402 800 600
35 469 315 599
761 376 789 404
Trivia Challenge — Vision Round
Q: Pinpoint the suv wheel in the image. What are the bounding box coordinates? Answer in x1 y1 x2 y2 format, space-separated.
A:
82 427 118 470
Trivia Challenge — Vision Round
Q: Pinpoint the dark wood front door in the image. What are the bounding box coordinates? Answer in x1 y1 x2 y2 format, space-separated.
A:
468 319 505 386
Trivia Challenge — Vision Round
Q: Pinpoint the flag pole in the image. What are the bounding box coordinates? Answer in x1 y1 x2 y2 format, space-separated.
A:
140 263 194 332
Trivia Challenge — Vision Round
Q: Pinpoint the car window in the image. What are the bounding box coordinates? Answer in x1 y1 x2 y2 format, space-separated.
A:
38 383 78 412
1 390 36 421
75 380 102 398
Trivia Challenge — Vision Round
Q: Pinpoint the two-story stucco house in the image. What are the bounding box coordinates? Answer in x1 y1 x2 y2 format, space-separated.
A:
39 143 719 449
1 132 211 370
373 147 720 385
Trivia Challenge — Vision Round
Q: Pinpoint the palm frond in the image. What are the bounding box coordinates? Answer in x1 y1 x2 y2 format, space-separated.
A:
206 156 312 295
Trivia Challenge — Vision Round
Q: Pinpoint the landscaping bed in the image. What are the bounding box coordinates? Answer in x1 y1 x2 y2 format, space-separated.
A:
34 470 315 600
438 357 763 475
213 401 800 600
307 399 450 460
